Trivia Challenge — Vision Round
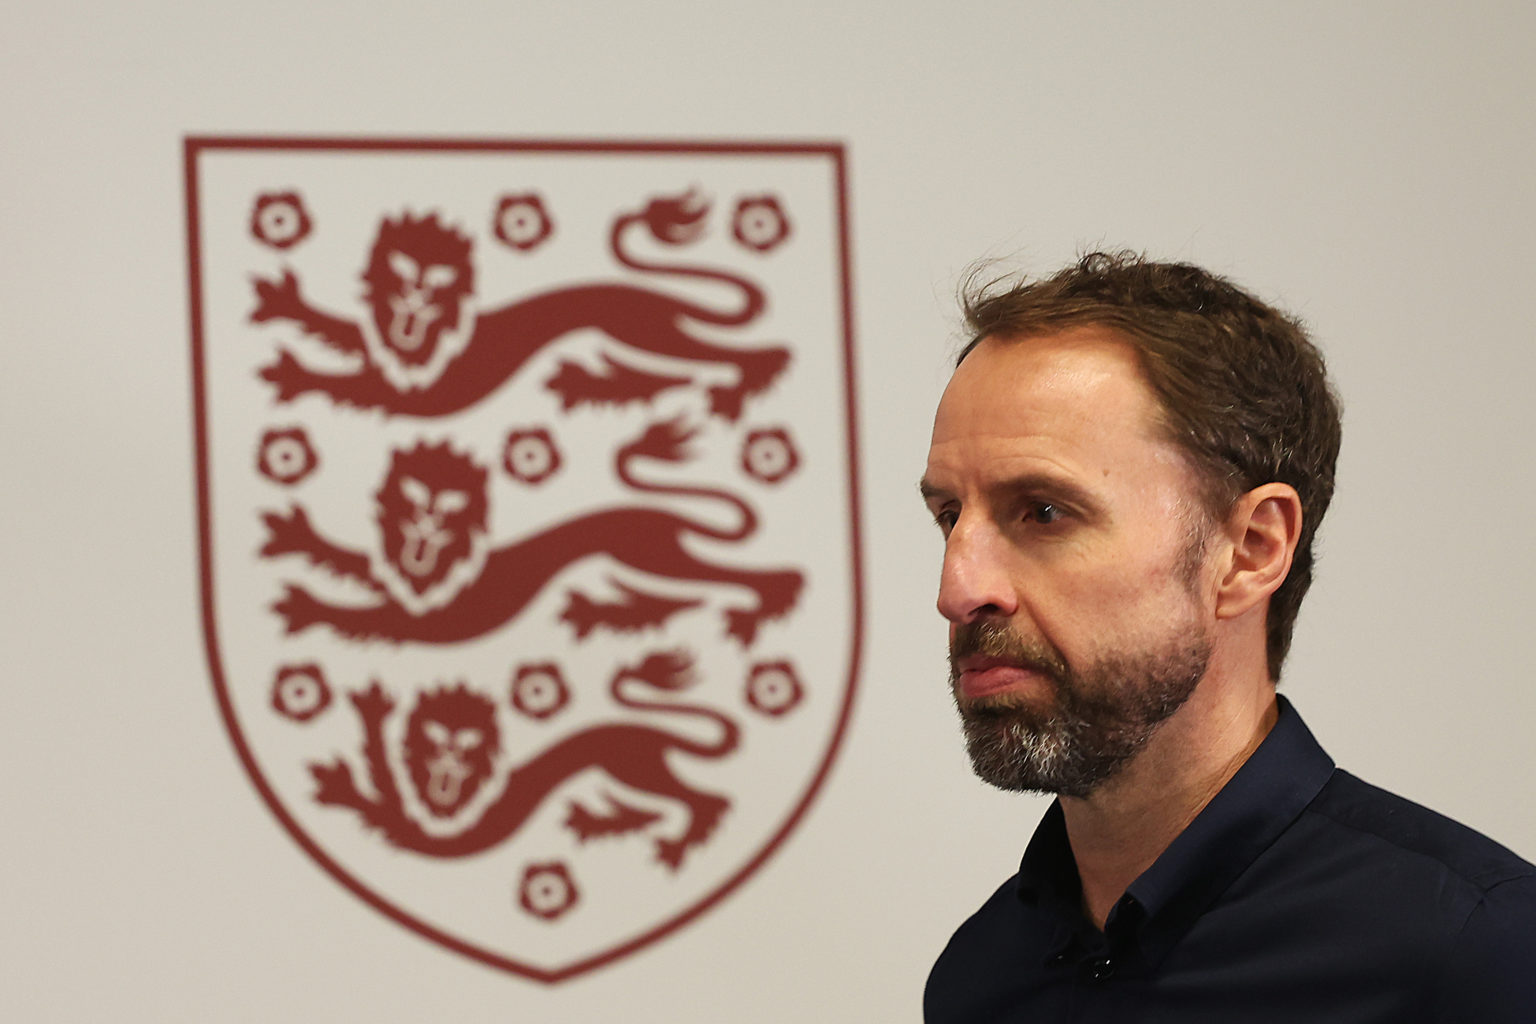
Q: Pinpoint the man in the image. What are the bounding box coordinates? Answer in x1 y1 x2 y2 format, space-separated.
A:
919 252 1536 1021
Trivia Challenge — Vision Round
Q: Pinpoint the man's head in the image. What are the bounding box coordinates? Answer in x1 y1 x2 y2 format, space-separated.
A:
921 252 1341 795
957 251 1341 680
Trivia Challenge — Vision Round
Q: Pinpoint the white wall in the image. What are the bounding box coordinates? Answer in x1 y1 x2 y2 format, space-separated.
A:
5 2 1533 1020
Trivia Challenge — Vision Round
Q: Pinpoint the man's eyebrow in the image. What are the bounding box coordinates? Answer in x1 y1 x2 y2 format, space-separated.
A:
918 473 1103 514
999 472 1101 511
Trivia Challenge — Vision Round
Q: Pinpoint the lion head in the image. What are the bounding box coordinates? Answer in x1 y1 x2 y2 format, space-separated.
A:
360 213 477 391
371 441 489 614
403 684 500 817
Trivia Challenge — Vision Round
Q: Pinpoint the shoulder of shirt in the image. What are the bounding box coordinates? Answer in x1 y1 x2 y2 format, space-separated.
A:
1305 768 1536 895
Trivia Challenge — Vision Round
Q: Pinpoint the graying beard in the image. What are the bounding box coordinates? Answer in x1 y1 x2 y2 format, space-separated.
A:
954 636 1211 798
962 713 1151 798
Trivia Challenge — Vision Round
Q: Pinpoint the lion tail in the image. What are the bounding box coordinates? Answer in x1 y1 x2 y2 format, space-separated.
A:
611 651 740 759
610 191 765 327
615 418 757 542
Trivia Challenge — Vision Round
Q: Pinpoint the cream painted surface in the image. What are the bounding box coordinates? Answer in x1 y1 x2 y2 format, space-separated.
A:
4 2 1534 1020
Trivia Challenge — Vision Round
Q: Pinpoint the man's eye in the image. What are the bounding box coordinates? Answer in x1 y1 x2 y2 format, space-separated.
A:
1025 503 1063 525
932 509 958 532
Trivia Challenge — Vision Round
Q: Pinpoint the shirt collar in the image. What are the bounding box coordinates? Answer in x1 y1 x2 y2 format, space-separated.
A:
1015 696 1336 965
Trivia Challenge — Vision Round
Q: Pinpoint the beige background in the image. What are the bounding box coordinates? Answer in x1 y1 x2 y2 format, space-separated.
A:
4 2 1533 1020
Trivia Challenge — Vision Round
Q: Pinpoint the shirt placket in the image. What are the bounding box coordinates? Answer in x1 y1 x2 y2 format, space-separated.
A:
1048 894 1144 1021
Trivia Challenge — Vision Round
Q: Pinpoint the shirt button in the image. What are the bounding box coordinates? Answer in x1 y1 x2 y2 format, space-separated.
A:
1089 957 1115 982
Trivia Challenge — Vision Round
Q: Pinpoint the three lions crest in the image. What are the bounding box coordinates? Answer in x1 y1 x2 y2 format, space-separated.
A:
189 138 859 982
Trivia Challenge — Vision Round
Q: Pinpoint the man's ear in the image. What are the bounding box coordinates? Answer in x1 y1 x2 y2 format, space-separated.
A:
1214 483 1303 621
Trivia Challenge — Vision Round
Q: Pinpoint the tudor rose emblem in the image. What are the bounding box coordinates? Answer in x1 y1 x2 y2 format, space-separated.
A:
186 138 860 981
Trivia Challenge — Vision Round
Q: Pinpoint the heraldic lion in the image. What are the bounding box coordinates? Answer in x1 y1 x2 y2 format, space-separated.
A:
311 651 738 869
261 419 803 645
250 190 789 420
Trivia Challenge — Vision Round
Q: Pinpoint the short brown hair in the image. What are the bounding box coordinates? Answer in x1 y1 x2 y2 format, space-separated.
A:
959 251 1342 680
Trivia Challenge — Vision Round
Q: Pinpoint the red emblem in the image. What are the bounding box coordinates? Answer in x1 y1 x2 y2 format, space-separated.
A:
186 137 860 981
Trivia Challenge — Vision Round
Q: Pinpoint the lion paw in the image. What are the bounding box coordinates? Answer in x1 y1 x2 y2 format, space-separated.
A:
250 270 302 323
724 608 763 646
654 837 690 871
258 349 313 403
259 506 314 558
706 384 747 421
310 759 363 808
272 584 325 634
759 571 803 619
740 346 791 393
351 682 395 721
653 800 727 871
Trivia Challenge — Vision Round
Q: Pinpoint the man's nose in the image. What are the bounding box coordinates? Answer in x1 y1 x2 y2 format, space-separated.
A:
936 518 1018 624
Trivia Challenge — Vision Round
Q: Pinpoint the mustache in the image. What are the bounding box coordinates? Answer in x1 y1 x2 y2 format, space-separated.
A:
949 621 1070 684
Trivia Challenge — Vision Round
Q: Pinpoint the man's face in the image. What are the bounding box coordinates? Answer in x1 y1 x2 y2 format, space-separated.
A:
920 327 1216 797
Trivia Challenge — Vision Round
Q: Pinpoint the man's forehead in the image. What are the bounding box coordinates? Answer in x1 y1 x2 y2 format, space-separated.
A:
954 325 1146 385
923 326 1200 503
935 330 1162 440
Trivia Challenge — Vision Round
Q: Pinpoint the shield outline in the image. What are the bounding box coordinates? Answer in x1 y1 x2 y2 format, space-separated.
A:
183 135 862 982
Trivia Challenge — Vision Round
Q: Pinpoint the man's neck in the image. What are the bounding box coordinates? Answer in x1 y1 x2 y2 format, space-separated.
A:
1058 678 1279 931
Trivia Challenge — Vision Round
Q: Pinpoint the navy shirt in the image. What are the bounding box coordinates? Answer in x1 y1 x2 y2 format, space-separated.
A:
925 698 1536 1022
